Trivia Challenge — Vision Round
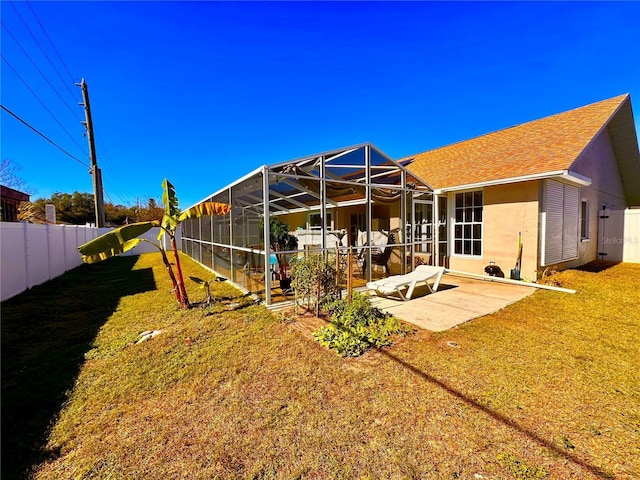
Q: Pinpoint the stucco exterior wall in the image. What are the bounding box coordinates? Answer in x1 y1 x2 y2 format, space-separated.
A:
570 128 627 264
572 128 628 203
279 212 309 231
448 181 540 280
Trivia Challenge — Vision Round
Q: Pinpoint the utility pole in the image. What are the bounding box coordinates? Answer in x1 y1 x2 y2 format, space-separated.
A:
77 78 105 227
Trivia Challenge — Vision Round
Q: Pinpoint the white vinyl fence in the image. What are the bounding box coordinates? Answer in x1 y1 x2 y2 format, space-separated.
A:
0 223 179 302
623 208 640 263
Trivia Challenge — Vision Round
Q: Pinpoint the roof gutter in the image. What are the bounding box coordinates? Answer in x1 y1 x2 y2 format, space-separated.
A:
433 170 592 194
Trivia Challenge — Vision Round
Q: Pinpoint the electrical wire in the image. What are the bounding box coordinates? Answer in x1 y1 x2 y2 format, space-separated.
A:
103 187 115 205
94 134 137 206
25 0 77 87
9 1 80 108
1 54 87 157
1 104 89 168
6 1 144 208
1 20 83 123
5 99 131 207
14 4 135 206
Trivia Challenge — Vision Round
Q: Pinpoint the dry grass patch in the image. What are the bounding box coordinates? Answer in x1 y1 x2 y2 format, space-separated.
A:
3 255 638 479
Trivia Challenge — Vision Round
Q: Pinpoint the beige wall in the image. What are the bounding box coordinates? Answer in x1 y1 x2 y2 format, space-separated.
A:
572 128 627 201
570 128 628 264
278 212 308 231
279 203 404 244
278 207 356 232
448 181 540 281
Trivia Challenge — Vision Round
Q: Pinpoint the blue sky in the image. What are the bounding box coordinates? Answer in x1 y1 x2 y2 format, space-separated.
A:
2 1 639 209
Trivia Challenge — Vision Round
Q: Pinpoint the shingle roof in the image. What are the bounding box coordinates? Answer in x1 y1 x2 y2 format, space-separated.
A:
403 94 632 191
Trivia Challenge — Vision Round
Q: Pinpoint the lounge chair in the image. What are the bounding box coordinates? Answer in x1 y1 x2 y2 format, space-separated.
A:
366 265 445 301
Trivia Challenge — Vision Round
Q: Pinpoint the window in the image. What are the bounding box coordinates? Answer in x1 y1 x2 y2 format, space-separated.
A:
580 199 590 240
308 212 332 230
453 190 483 256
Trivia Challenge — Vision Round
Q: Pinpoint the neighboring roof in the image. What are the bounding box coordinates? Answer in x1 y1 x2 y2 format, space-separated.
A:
402 94 640 203
0 185 30 202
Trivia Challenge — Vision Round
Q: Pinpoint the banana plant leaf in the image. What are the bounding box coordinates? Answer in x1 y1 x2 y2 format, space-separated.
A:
160 179 180 235
78 221 157 264
178 201 231 221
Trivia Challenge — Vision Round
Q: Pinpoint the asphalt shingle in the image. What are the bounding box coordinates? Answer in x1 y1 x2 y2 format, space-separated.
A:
403 94 629 190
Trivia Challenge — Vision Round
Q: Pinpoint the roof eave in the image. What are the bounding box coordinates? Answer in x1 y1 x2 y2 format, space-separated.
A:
434 170 592 194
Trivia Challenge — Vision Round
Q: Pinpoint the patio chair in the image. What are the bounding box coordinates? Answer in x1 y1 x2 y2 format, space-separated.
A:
362 233 396 275
366 265 445 301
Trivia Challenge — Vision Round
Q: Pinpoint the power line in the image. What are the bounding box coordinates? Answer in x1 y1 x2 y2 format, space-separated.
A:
1 20 82 123
103 187 114 205
94 134 137 206
1 54 87 157
8 0 80 108
25 0 77 87
10 3 133 208
3 106 132 207
5 2 138 209
1 104 89 168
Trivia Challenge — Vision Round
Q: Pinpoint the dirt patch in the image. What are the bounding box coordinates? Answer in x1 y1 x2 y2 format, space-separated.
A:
283 309 330 337
576 260 620 273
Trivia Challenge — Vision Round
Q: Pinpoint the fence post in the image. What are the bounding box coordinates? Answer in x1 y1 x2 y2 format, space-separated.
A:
22 221 30 290
47 222 52 281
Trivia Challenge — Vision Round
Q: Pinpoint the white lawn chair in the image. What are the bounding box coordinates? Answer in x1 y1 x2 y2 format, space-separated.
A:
366 265 445 301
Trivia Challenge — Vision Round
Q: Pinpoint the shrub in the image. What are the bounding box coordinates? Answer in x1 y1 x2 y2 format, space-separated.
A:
313 293 410 357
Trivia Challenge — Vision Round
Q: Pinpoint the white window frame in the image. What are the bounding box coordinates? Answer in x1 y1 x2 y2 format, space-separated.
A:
580 198 590 241
308 211 332 230
451 189 483 258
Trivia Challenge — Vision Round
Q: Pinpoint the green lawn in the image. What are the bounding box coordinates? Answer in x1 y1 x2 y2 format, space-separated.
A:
2 253 638 479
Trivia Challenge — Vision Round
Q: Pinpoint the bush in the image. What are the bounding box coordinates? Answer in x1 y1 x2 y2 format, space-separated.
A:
313 293 410 357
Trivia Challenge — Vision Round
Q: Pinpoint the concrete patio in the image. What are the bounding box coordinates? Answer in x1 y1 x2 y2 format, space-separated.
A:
365 273 535 331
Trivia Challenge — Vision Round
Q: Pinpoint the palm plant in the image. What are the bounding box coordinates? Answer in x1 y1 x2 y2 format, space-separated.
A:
77 179 230 308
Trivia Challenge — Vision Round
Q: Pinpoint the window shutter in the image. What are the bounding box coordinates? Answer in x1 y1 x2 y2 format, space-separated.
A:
563 185 579 259
543 180 579 265
544 180 564 265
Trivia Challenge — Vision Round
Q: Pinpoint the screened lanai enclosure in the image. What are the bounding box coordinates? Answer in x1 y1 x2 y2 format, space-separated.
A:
181 143 437 305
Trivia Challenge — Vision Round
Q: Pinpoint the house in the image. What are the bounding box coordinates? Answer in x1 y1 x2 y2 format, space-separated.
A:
180 94 640 305
403 94 640 280
0 185 30 222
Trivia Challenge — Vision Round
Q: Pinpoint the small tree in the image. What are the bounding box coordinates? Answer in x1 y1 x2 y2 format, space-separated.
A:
77 179 230 308
290 253 338 314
